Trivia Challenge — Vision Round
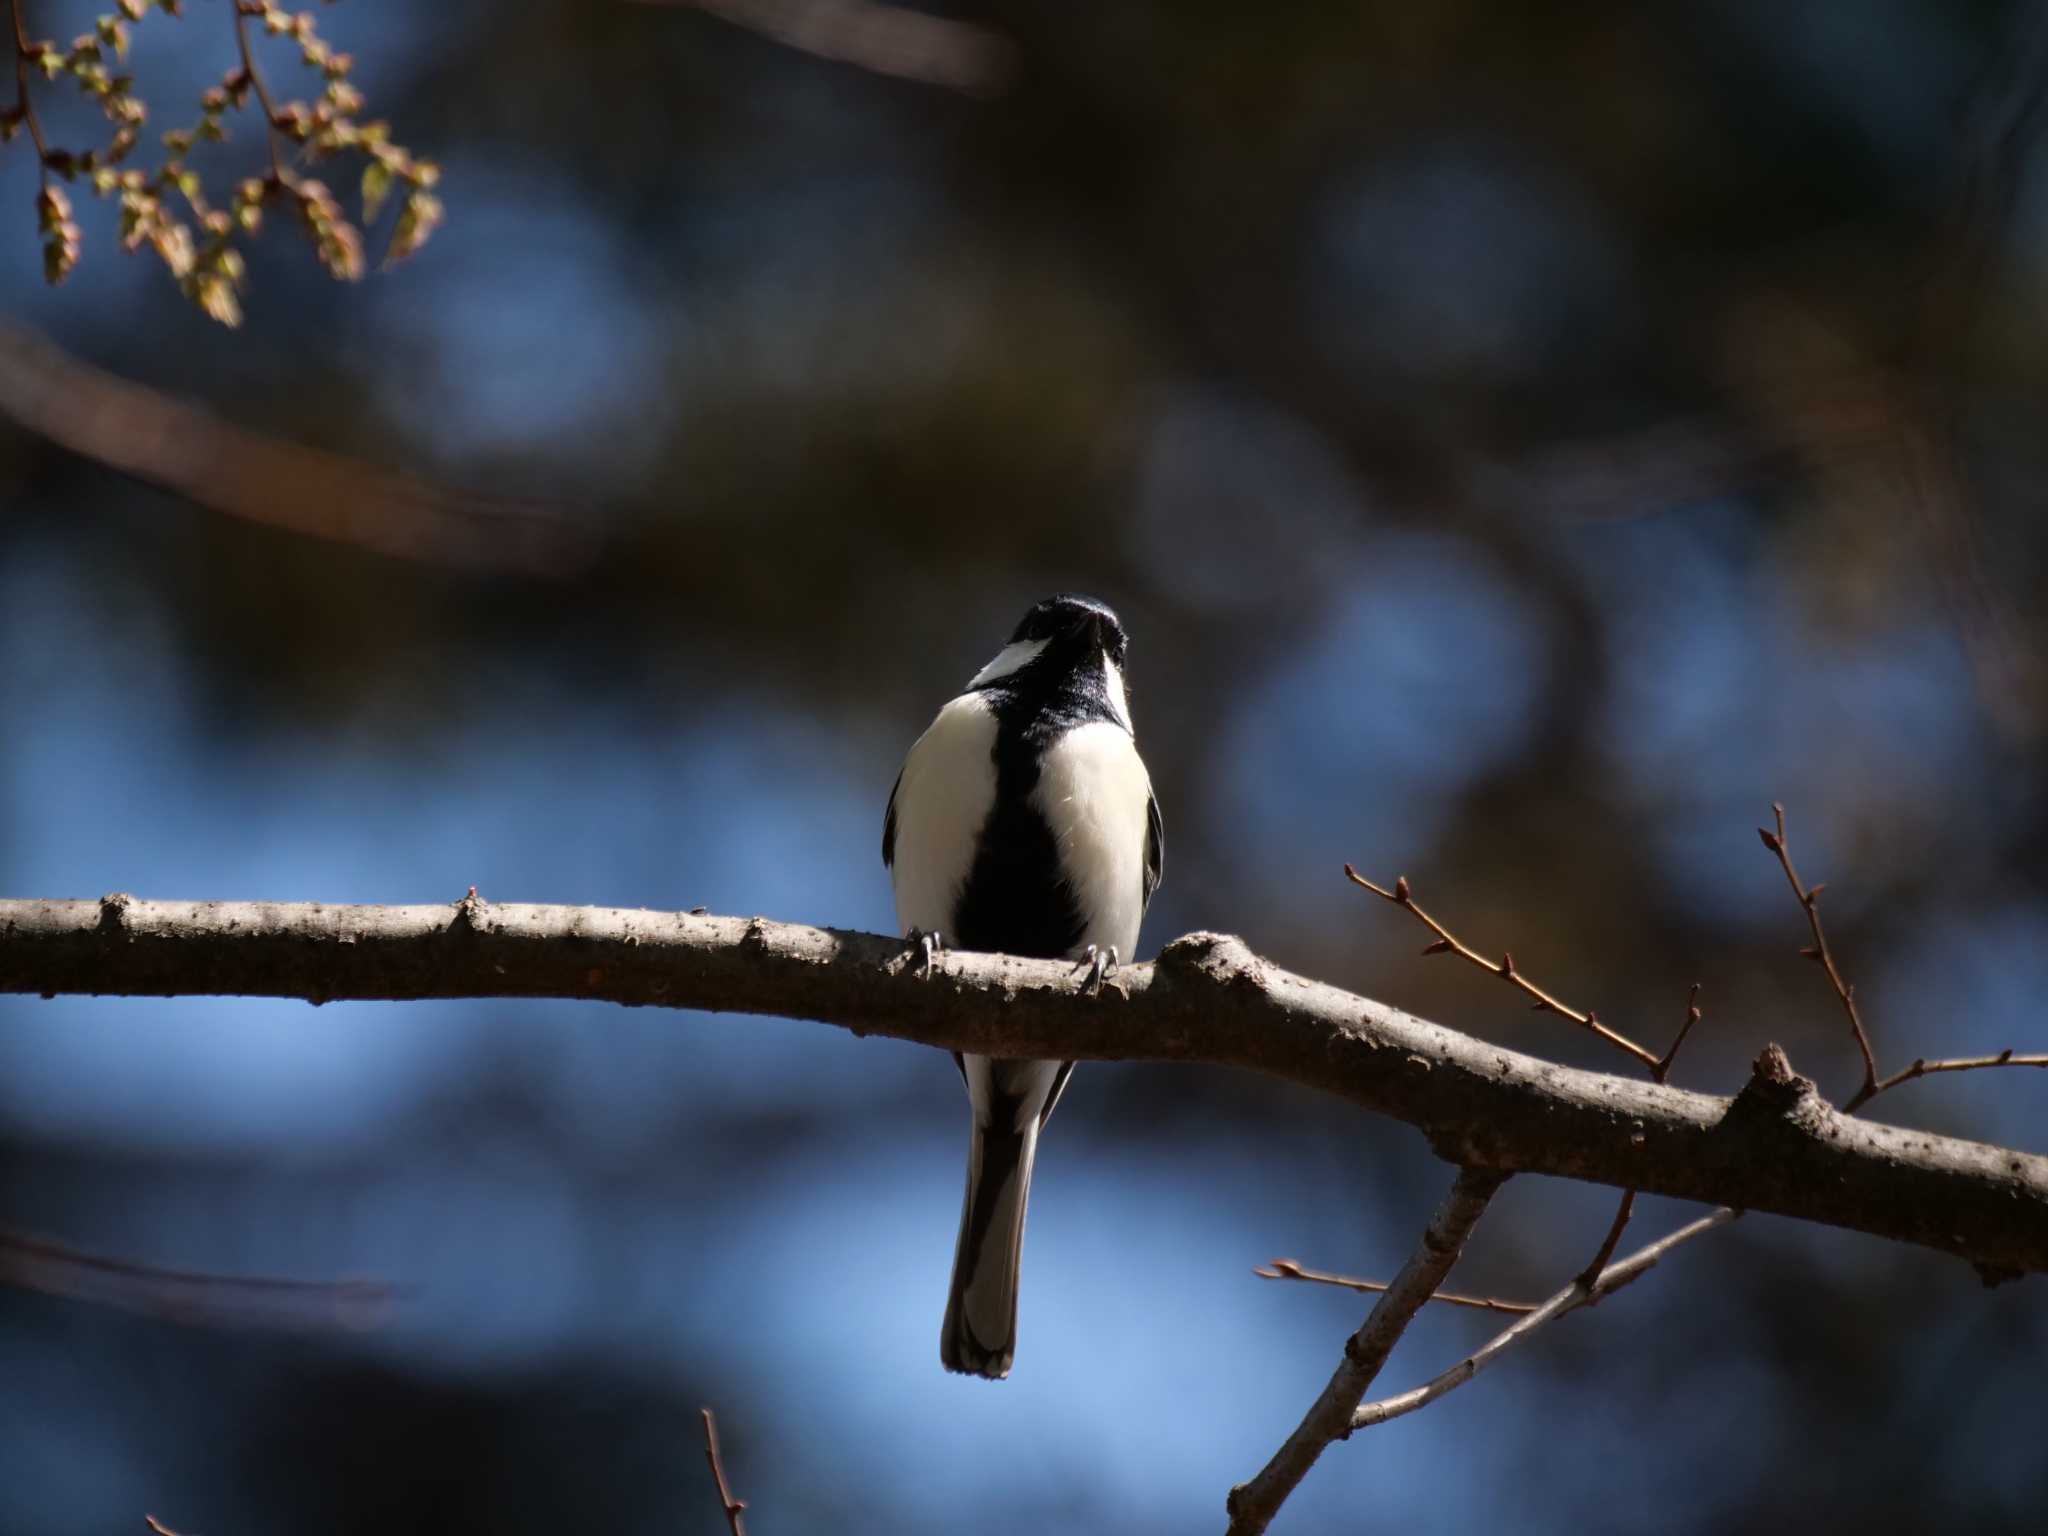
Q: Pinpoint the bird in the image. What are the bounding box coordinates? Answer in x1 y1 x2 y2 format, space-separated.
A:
883 593 1163 1379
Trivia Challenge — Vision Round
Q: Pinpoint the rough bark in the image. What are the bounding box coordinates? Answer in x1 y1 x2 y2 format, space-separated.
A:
2 894 2044 1277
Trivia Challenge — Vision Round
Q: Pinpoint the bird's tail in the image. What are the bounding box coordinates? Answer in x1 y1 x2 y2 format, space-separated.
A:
940 1112 1041 1379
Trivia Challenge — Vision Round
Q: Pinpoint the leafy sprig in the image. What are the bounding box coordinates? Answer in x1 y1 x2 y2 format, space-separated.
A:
3 0 441 325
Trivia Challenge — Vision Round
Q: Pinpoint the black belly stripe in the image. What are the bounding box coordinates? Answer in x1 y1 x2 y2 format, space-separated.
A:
950 719 1086 959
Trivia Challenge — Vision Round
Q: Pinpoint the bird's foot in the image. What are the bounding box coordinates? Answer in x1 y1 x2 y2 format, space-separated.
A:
907 929 946 980
1071 944 1122 997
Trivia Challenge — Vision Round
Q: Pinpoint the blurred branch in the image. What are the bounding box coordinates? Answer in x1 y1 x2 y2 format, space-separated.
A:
0 1226 394 1330
1254 1258 1535 1315
1350 1208 1740 1433
699 1408 749 1536
0 324 598 576
1225 1167 1506 1536
1896 0 2048 744
2 893 2046 1277
632 0 1018 97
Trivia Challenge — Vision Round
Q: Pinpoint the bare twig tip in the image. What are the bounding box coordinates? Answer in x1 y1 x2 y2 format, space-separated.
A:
701 1407 749 1536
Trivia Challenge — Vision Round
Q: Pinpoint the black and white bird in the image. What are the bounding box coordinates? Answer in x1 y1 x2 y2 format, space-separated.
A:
883 594 1163 1379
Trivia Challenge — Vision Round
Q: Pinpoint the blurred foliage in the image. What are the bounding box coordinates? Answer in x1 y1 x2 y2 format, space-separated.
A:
3 0 440 322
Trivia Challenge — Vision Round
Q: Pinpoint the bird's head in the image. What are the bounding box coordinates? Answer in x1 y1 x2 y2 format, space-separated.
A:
1010 593 1126 664
969 593 1126 684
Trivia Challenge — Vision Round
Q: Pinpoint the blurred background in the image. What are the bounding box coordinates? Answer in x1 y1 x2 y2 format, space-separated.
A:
3 0 2047 1530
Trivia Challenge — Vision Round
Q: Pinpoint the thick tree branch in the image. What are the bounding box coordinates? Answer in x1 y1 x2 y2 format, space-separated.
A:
2 895 2046 1276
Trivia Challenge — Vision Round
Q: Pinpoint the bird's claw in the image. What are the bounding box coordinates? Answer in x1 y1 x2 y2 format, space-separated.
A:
909 929 945 980
1072 944 1122 997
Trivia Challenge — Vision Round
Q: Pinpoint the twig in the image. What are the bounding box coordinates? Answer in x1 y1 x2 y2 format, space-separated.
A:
1758 804 1880 1103
1761 804 2046 1114
1254 1258 1536 1315
1866 1049 2048 1104
6 0 49 182
1351 1209 1740 1432
1345 866 1660 1072
700 1408 748 1536
231 1 287 181
144 1518 186 1536
1225 1168 1507 1536
1656 982 1704 1086
1573 1190 1638 1291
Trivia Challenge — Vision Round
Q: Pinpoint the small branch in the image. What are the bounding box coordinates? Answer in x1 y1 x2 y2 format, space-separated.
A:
1351 1208 1740 1432
143 1518 186 1536
1573 1190 1638 1291
1254 1258 1536 1316
1863 1049 2048 1107
1225 1168 1507 1536
7 0 50 182
1655 982 1704 1086
1758 803 1880 1104
1345 866 1661 1072
700 1408 749 1536
1762 805 2046 1114
231 1 287 181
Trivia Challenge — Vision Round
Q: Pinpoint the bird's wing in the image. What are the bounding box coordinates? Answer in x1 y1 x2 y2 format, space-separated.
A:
1143 790 1164 910
882 765 903 868
1038 1060 1077 1128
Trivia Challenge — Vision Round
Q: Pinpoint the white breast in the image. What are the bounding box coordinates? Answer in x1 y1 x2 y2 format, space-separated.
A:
890 692 998 938
1033 720 1153 960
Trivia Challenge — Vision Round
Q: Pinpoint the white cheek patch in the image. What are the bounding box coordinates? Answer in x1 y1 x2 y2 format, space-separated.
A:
968 637 1048 688
1101 656 1132 733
